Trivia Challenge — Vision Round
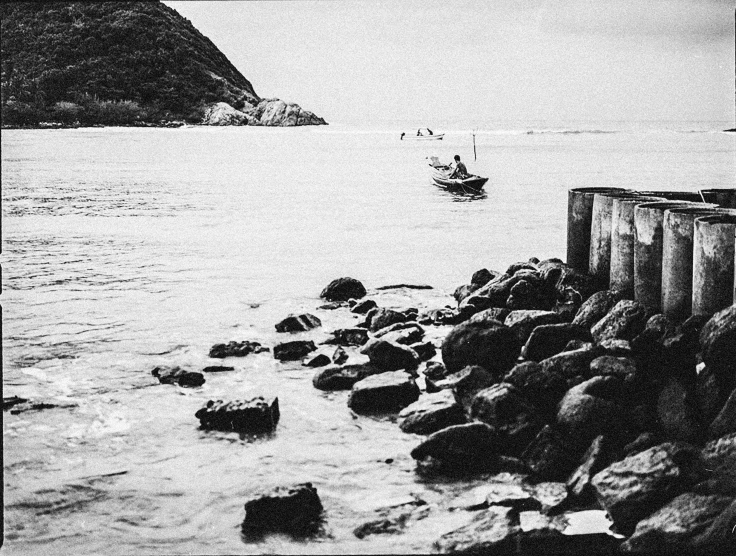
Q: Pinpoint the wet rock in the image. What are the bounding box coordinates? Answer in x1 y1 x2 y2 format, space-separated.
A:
522 323 592 362
434 505 518 554
303 353 331 368
567 435 612 502
656 377 704 444
503 361 568 420
572 290 623 330
621 492 732 555
708 387 736 439
504 310 563 345
522 425 581 482
428 365 496 409
331 346 348 365
3 396 28 411
410 422 499 471
591 300 649 344
697 433 736 496
275 313 321 333
209 340 268 358
322 328 369 347
320 277 366 301
423 361 448 381
591 441 702 534
696 366 732 426
468 307 511 325
506 277 547 311
360 338 419 372
6 399 78 414
700 304 736 380
353 500 429 539
552 286 584 322
377 324 424 345
590 356 638 384
202 366 235 373
273 340 317 361
350 298 377 314
242 482 322 534
441 320 521 375
531 482 569 514
398 390 466 435
556 376 628 448
347 371 419 414
470 383 542 455
623 432 659 457
630 314 674 356
312 363 380 391
195 397 279 433
409 341 436 362
540 345 600 382
690 497 736 556
368 308 407 333
515 510 622 556
152 366 205 387
563 340 594 352
598 339 633 357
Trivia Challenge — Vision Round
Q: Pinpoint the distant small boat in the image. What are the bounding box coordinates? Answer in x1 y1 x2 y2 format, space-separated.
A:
401 129 443 140
428 157 488 193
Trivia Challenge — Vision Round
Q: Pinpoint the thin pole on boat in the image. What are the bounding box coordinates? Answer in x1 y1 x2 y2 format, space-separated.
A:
472 129 477 161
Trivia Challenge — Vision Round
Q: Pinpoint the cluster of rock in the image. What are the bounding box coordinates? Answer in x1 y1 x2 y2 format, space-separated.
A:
201 99 327 127
142 265 736 549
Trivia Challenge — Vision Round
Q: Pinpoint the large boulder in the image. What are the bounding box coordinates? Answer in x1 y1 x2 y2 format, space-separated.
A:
322 328 369 347
320 277 366 301
398 390 466 435
621 492 732 555
201 102 250 126
242 483 323 534
699 304 736 380
522 323 592 362
434 505 519 554
426 365 496 409
504 310 563 345
656 377 704 444
209 340 268 358
441 320 520 375
556 376 629 448
591 442 702 534
521 425 581 482
368 308 407 333
347 371 419 414
410 422 499 471
360 339 419 372
470 383 542 455
540 345 601 382
591 300 649 344
247 98 327 126
312 363 380 391
503 361 569 419
573 290 623 330
468 307 511 325
195 397 279 433
275 313 321 333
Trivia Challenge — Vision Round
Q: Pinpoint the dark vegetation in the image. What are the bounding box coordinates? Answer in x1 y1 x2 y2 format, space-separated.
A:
1 1 260 127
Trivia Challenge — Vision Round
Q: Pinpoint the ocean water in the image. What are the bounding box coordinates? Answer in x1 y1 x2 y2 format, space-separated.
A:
2 122 734 554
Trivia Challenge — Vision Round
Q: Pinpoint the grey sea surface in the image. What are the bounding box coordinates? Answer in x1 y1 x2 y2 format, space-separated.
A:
2 122 733 554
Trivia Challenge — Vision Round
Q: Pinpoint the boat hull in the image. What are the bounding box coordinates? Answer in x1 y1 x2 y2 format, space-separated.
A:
431 170 488 192
402 134 444 140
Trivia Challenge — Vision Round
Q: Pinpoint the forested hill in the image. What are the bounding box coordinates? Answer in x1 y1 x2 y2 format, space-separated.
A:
0 1 323 126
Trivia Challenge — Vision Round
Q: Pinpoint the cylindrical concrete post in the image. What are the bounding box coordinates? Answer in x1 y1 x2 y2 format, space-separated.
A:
567 187 628 273
610 196 666 298
638 191 705 203
634 201 705 312
589 192 640 288
693 214 736 316
661 206 729 321
700 188 736 209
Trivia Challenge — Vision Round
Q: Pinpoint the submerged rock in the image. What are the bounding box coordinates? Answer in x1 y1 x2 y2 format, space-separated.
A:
320 277 366 301
275 313 321 333
273 340 316 361
195 397 279 433
242 482 323 535
303 353 331 368
151 365 205 387
209 340 268 358
347 371 419 414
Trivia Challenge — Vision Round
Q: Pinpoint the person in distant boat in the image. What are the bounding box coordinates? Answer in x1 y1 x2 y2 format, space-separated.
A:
427 128 433 135
449 154 469 179
400 132 405 140
417 129 423 136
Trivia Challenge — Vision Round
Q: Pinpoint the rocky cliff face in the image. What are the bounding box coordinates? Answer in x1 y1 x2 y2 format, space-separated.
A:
0 1 326 126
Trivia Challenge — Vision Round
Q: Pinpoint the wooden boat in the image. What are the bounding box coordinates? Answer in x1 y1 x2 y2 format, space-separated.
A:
428 158 488 193
401 129 444 140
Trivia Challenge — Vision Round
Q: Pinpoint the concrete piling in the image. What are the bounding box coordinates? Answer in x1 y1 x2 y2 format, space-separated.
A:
661 207 730 320
567 187 628 274
633 201 706 313
588 192 639 288
693 214 736 316
638 191 706 203
609 196 666 298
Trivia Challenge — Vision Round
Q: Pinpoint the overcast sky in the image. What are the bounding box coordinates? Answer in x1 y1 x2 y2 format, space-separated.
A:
164 0 734 125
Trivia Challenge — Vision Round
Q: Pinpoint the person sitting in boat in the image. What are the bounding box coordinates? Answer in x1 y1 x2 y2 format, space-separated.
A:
417 129 423 136
400 132 405 140
449 155 469 179
427 128 433 135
